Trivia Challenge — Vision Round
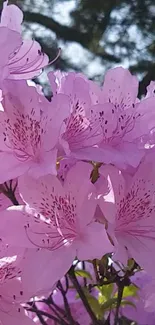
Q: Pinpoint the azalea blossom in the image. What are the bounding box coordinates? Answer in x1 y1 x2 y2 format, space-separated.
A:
49 68 155 169
0 5 155 320
0 1 48 80
0 79 70 182
0 251 35 325
49 71 104 161
94 67 155 168
97 151 155 273
0 162 113 290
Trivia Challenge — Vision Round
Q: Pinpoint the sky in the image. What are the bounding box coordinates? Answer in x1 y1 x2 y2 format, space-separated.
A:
22 0 151 84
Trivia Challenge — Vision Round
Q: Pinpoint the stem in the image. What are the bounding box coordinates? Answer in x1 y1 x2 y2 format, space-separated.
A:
114 282 124 325
27 307 66 325
47 304 69 325
48 296 67 317
27 303 47 325
57 280 76 325
68 266 100 325
93 259 100 283
82 261 87 287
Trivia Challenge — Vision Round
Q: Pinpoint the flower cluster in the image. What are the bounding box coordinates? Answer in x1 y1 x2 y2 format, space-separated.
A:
1 2 155 324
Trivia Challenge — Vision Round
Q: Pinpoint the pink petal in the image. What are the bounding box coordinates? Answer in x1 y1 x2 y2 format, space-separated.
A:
114 151 155 272
76 222 114 260
116 142 145 168
64 161 93 205
18 174 64 212
59 73 92 111
0 206 41 248
27 149 58 178
8 40 49 79
48 70 67 94
42 93 71 150
112 238 130 266
0 27 22 68
64 162 97 226
1 2 23 33
124 97 155 142
0 278 31 304
21 247 75 296
118 220 155 274
98 165 125 224
101 67 138 107
0 152 31 183
71 146 126 168
57 157 77 183
3 79 41 119
0 303 35 325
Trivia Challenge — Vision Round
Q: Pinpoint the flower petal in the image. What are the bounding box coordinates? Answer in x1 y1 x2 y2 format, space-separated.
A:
76 222 114 260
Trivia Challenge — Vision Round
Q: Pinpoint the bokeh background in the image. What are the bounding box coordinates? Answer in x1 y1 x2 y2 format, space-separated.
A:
1 0 155 97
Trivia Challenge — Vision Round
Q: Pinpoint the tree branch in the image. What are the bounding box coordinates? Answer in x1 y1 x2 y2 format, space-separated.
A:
23 11 120 63
24 11 88 45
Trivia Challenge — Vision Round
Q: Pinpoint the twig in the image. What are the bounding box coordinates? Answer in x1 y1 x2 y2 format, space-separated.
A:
27 307 66 325
68 266 100 325
57 280 75 325
93 259 100 283
82 261 87 287
47 304 69 325
114 282 124 325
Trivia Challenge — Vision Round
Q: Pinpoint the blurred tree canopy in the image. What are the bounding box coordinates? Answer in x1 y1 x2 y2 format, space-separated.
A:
1 0 155 96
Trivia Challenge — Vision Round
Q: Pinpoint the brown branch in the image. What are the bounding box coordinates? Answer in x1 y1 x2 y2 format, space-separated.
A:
23 11 120 63
24 11 88 45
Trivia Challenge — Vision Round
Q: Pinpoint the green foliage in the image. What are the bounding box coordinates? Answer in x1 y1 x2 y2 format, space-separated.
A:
122 285 139 299
75 269 92 280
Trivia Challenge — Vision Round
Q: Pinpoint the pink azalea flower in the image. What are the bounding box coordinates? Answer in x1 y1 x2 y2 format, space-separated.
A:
0 1 48 80
48 71 103 161
96 67 155 168
49 68 155 169
98 151 155 273
0 79 70 182
0 162 113 291
0 251 35 325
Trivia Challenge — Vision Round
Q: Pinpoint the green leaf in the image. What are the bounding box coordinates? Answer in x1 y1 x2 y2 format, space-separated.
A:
122 285 139 299
87 295 103 319
127 258 135 270
100 297 118 312
79 288 103 319
75 269 92 280
121 299 137 309
102 283 114 299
